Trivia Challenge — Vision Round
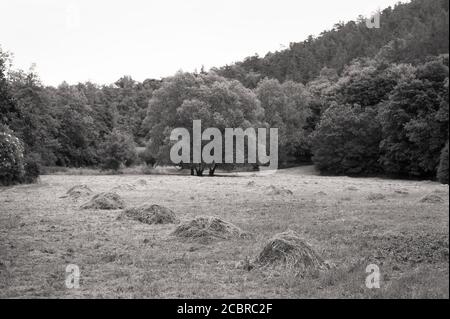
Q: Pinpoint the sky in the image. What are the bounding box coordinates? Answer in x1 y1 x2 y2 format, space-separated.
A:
0 0 407 86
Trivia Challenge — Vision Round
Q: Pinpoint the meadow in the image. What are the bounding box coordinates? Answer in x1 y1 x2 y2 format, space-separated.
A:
0 166 448 298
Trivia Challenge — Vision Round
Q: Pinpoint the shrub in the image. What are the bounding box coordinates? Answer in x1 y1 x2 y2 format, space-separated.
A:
99 129 137 171
0 130 25 185
437 141 449 184
22 154 41 184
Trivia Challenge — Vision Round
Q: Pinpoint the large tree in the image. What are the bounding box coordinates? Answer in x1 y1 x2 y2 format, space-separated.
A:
143 72 265 175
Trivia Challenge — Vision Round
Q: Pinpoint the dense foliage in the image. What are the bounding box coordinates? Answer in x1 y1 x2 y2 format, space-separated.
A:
0 128 25 185
255 79 312 164
378 57 449 178
311 104 382 175
99 129 137 171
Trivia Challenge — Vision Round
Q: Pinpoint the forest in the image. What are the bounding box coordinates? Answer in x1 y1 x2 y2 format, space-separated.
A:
1 0 449 184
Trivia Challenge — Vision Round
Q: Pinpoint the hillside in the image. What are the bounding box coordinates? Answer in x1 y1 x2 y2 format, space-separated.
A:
214 0 449 87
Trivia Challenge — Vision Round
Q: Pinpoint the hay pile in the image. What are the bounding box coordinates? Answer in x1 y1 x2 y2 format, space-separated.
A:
61 184 93 200
419 193 444 204
366 193 386 201
267 185 293 196
172 216 248 242
119 204 178 224
256 230 328 273
80 192 125 210
136 179 148 186
111 183 136 191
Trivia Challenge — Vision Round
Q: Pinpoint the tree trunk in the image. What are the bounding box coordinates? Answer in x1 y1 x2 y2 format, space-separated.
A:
209 164 217 176
195 164 204 176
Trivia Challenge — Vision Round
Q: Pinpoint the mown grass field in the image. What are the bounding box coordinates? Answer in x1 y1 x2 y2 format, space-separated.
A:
0 167 448 298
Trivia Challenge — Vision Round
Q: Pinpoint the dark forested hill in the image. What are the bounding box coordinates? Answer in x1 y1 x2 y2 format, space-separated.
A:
214 0 449 87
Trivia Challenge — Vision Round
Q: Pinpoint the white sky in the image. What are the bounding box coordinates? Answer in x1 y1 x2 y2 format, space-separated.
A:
0 0 406 86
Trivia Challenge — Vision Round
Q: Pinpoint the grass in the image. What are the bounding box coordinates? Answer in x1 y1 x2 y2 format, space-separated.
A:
0 166 448 298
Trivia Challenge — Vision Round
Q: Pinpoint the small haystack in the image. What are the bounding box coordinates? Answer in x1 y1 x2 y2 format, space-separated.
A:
119 204 178 225
172 216 248 241
256 230 328 273
136 179 148 186
61 184 93 200
80 192 125 210
111 183 136 191
366 193 386 201
267 185 293 196
419 193 444 204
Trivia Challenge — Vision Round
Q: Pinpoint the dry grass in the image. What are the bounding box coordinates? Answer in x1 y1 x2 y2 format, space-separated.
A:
0 167 448 298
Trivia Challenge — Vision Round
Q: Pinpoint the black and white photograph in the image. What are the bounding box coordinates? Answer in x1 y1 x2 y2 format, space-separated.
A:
0 0 449 303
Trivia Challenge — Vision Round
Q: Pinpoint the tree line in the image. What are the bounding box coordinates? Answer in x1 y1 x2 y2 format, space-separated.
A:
1 0 448 184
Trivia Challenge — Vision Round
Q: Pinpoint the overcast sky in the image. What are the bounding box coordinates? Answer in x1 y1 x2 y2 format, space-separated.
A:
1 0 406 86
